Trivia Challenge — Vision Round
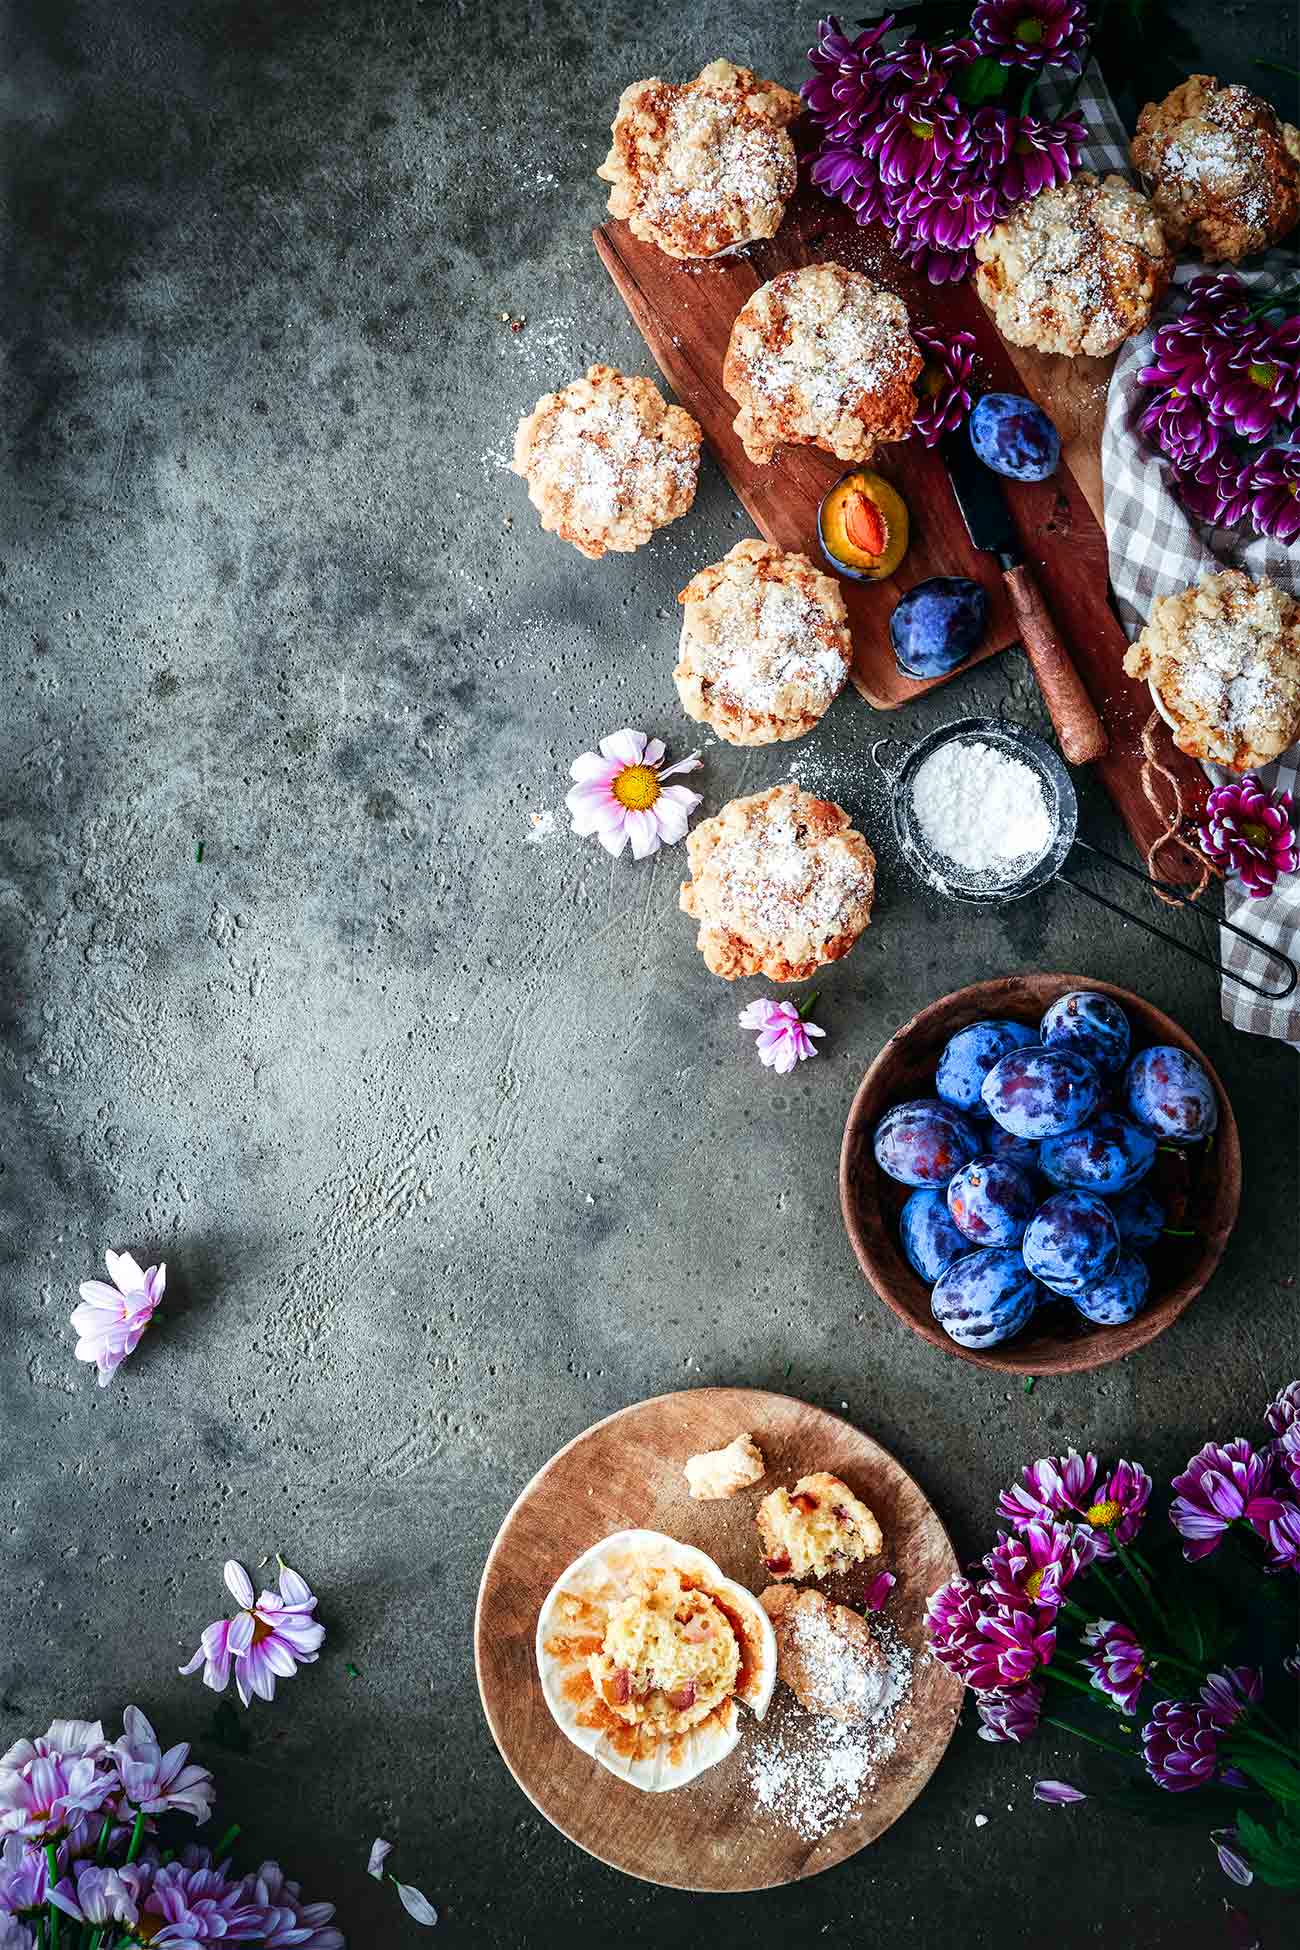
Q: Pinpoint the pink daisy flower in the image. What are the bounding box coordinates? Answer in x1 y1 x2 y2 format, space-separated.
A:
71 1250 165 1386
180 1560 325 1708
565 729 701 860
738 996 825 1074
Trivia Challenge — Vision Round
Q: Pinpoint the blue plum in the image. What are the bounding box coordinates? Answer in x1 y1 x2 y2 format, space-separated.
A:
981 1046 1103 1139
900 1189 970 1283
1109 1184 1166 1249
936 1019 1039 1112
985 1124 1041 1168
931 1248 1041 1349
890 576 989 679
1023 1190 1121 1296
873 1098 983 1187
1125 1046 1219 1142
947 1155 1038 1246
1039 1112 1157 1194
1040 991 1132 1074
969 393 1061 482
1070 1253 1152 1326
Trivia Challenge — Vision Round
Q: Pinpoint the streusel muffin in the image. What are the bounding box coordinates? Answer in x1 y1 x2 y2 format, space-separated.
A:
679 781 876 981
760 1586 893 1724
757 1472 883 1580
674 540 852 746
511 365 701 559
1123 570 1300 771
598 59 801 261
723 264 923 466
1131 76 1300 263
974 172 1174 359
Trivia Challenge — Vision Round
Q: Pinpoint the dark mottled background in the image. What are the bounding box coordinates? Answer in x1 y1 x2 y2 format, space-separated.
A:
2 3 1298 1944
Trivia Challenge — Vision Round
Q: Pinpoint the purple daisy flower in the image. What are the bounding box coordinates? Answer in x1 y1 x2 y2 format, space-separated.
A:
1199 774 1299 900
1138 387 1223 469
925 1576 990 1682
997 1451 1150 1558
1251 444 1300 544
1206 334 1297 441
1169 1438 1284 1561
107 1706 214 1825
738 997 825 1074
1267 1380 1300 1438
1184 271 1253 328
0 1835 50 1912
241 1862 344 1950
977 106 1086 205
1177 448 1258 529
912 327 976 446
971 0 1089 71
0 1743 115 1844
180 1559 325 1708
977 1680 1044 1743
966 1604 1057 1692
140 1850 266 1946
1081 1619 1148 1717
49 1862 149 1930
802 15 896 130
71 1250 165 1387
865 77 977 187
1142 1699 1227 1792
1263 1501 1300 1573
1199 1667 1262 1724
983 1519 1097 1613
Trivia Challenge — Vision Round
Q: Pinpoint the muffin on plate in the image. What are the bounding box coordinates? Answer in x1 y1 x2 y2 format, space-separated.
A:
598 59 801 261
723 264 923 466
974 172 1173 359
511 365 701 559
1131 76 1300 263
679 781 877 982
758 1471 883 1580
675 539 853 746
1122 570 1300 771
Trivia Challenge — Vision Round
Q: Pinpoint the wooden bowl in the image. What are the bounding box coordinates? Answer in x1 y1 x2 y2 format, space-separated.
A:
839 974 1241 1376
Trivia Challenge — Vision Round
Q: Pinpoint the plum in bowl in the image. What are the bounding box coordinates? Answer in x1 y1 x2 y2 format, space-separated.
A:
838 975 1240 1375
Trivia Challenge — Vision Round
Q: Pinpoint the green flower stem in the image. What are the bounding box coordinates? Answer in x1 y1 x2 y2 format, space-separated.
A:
94 1817 112 1865
124 1811 146 1865
1042 1712 1133 1758
1232 1725 1300 1765
45 1844 59 1950
1245 286 1300 320
796 990 821 1022
1046 1662 1096 1697
1113 1542 1173 1640
1086 1560 1141 1630
1255 59 1300 77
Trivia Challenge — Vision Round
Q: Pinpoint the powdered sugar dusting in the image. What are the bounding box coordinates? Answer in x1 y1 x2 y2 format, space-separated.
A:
910 739 1053 877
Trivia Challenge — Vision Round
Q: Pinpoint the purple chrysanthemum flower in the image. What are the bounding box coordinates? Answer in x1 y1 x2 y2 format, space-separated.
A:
0 1922 33 1950
1199 1667 1262 1725
1206 333 1297 441
106 1706 214 1825
977 1680 1044 1743
49 1862 149 1929
1184 272 1253 328
976 106 1086 204
1211 1828 1254 1887
801 15 896 130
0 1735 115 1844
738 997 825 1074
180 1559 325 1708
912 327 976 446
966 1604 1057 1692
865 77 976 187
1177 448 1258 529
971 0 1089 71
1199 774 1299 900
1267 1380 1300 1439
140 1849 265 1946
1263 1501 1300 1573
1081 1619 1148 1717
893 172 1001 257
1137 387 1223 470
241 1862 344 1950
1170 1437 1284 1561
0 1835 50 1913
71 1250 165 1386
925 1576 990 1682
998 1452 1150 1559
983 1519 1097 1613
1251 443 1300 544
1143 1698 1227 1791
1139 316 1220 400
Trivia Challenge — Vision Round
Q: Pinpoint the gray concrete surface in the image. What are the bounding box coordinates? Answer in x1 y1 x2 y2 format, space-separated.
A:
2 2 1298 1944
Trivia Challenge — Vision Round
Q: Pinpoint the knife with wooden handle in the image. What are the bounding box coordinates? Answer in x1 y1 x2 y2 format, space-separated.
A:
939 430 1109 766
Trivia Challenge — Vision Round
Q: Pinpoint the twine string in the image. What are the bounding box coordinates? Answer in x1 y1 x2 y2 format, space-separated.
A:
1137 711 1217 905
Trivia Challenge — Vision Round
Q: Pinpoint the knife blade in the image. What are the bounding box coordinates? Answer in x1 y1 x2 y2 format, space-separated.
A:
937 426 1108 766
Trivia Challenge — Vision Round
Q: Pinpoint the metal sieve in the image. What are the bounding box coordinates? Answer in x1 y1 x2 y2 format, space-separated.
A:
872 716 1296 1001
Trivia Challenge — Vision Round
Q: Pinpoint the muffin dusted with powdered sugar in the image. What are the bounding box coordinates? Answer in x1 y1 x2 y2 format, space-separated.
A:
723 265 923 467
511 365 701 559
598 59 801 261
1123 570 1300 772
674 540 853 746
974 172 1173 360
1131 76 1300 264
679 782 876 981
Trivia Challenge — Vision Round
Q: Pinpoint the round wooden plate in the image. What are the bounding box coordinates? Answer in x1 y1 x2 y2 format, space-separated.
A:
474 1386 962 1892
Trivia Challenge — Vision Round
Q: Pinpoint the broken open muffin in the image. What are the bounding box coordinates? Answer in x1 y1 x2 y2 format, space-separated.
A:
757 1471 883 1580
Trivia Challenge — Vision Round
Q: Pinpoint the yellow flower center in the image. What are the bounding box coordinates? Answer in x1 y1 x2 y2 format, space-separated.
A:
1013 134 1033 156
920 362 947 400
1086 1499 1122 1528
1015 17 1045 42
1024 1567 1046 1601
612 763 661 812
1240 819 1270 845
1248 361 1278 389
909 118 936 141
248 1610 276 1646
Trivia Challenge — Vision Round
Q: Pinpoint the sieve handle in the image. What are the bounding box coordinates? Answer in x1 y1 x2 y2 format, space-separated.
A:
870 736 913 784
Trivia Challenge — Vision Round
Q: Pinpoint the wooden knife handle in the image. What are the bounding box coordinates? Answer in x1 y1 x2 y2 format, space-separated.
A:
1002 562 1109 767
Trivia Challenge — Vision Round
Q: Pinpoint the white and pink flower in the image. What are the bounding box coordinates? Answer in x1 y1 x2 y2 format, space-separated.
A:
565 729 701 860
739 997 825 1074
71 1251 165 1387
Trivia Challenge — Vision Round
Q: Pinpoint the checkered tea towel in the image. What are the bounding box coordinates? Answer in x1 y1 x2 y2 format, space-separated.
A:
1060 66 1300 1047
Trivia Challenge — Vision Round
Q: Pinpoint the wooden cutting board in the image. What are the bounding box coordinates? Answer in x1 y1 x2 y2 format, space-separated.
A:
474 1387 962 1892
594 138 1212 884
